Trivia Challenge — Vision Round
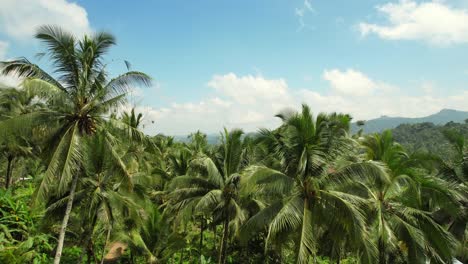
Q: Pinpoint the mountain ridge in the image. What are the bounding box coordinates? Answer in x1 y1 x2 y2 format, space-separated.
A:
172 109 468 142
351 108 468 133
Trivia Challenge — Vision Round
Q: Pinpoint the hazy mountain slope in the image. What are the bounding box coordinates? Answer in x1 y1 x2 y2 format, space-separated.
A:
352 109 468 133
171 109 468 144
391 122 468 159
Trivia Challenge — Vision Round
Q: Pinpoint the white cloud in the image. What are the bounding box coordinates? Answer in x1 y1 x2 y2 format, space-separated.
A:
359 0 468 45
0 40 21 87
124 98 235 136
303 69 468 120
304 0 313 12
131 73 295 135
323 69 377 96
0 75 22 87
0 0 91 40
299 88 468 120
207 73 291 105
295 0 314 31
135 70 468 135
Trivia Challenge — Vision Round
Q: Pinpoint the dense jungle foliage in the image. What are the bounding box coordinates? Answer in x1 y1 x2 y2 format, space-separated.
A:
0 26 467 264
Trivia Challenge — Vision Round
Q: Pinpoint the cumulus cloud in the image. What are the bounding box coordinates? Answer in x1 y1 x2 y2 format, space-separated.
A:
0 0 91 40
299 88 468 121
303 68 468 119
129 73 295 135
122 97 235 136
359 0 468 45
323 69 377 96
0 41 21 87
0 0 91 86
130 70 468 135
207 73 292 106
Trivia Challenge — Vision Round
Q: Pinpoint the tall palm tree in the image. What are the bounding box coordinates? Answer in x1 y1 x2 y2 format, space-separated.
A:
242 104 383 264
437 129 467 262
0 87 43 189
361 130 458 264
0 25 151 263
188 130 209 154
112 203 186 264
0 135 33 189
167 128 248 264
121 107 144 141
82 131 143 263
0 87 45 120
119 108 156 176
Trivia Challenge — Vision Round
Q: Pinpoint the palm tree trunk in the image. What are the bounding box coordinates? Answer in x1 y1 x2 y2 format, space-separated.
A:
86 249 92 264
297 198 313 264
279 244 283 263
378 202 386 264
378 238 386 264
5 156 13 189
53 173 79 264
334 244 341 264
130 250 135 264
218 209 230 264
213 223 217 254
179 249 184 264
100 226 112 264
80 213 98 264
91 245 98 264
199 217 204 260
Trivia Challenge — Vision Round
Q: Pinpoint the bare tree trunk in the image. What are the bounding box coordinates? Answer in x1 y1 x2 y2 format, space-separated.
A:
213 223 217 254
218 209 230 264
91 244 98 264
5 156 13 189
86 248 92 264
100 226 112 264
53 174 79 264
179 249 184 264
130 250 135 264
199 217 205 261
378 238 386 264
79 213 99 264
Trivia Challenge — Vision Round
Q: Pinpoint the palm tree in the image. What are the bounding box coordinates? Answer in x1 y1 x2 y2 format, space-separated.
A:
437 129 467 262
0 135 33 189
361 130 458 264
242 104 383 263
167 128 248 264
119 108 156 176
0 25 151 263
0 87 45 120
44 131 156 264
121 107 144 140
74 132 143 263
0 87 43 189
188 130 209 154
112 203 186 264
355 120 366 138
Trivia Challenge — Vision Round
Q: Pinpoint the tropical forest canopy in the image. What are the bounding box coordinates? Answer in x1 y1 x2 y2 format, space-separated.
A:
0 26 467 264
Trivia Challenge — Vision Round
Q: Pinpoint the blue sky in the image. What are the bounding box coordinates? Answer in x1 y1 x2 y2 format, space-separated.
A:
0 0 467 135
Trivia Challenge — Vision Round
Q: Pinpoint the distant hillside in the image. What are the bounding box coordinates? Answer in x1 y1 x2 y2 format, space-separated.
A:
391 121 468 159
174 134 220 144
174 132 256 145
352 109 468 134
172 109 468 147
